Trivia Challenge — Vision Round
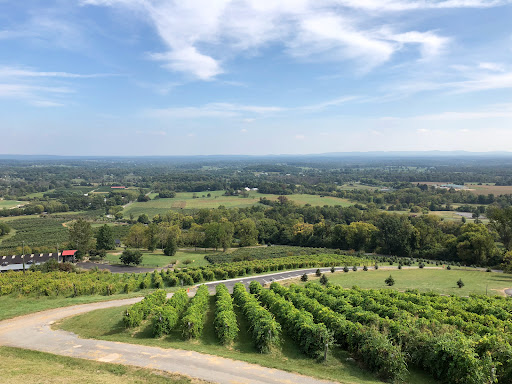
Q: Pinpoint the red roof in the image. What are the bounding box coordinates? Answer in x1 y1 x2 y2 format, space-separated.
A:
62 250 77 256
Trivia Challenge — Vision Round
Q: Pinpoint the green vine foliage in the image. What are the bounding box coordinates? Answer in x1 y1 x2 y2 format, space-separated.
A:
214 284 238 344
299 283 498 384
233 282 281 353
152 288 189 337
255 282 333 360
181 284 210 339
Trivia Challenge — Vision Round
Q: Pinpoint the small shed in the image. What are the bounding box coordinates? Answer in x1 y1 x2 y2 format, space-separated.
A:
61 250 77 262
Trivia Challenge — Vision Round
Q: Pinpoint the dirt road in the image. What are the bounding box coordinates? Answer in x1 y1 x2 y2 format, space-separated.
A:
0 295 335 384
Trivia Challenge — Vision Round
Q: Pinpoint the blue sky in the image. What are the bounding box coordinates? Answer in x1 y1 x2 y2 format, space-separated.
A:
1 0 511 155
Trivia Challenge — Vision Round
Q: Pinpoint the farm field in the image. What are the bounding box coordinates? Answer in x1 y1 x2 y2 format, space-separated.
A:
0 200 22 209
124 190 353 218
105 250 211 268
465 183 512 195
290 267 512 296
0 217 68 254
56 295 432 384
0 346 201 384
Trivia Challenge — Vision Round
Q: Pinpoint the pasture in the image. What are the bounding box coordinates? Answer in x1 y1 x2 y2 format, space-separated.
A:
124 190 353 218
0 200 22 209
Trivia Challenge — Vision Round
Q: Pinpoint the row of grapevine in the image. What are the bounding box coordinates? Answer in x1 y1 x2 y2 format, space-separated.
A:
250 281 332 359
269 283 407 382
214 284 238 344
0 253 372 298
298 284 497 384
152 289 189 337
181 285 210 339
123 289 167 328
232 282 281 353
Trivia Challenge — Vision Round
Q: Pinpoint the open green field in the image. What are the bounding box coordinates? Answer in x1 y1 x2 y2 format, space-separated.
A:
124 190 353 218
0 200 22 209
57 296 433 384
105 249 212 268
289 267 512 296
0 346 201 384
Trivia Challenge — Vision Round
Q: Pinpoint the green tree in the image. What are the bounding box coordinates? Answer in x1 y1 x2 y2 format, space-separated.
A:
96 224 115 250
124 223 146 249
487 206 512 250
457 278 465 288
120 249 143 265
0 222 11 236
164 236 178 256
385 275 395 286
344 221 378 251
501 250 512 273
320 274 328 285
456 223 496 265
137 213 150 224
144 223 159 251
68 218 93 259
377 215 419 257
236 218 258 247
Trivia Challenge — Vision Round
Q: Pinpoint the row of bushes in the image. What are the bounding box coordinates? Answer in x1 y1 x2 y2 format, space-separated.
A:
270 283 407 382
214 284 238 344
251 281 332 360
123 289 167 328
233 283 281 353
300 284 497 384
152 289 189 337
181 285 210 339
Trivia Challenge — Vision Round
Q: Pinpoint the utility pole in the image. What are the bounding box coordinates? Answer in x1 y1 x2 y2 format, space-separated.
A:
22 241 25 273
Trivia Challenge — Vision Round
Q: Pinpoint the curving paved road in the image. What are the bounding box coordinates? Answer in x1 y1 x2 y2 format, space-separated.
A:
0 287 336 384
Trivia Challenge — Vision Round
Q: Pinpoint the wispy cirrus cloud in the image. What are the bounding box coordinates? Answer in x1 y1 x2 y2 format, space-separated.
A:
81 0 474 79
0 66 119 78
145 95 358 119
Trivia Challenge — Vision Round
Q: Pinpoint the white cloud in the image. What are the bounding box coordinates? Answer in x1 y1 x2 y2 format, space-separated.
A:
295 134 306 140
82 0 461 79
0 67 117 79
479 62 505 72
0 83 72 107
240 128 248 133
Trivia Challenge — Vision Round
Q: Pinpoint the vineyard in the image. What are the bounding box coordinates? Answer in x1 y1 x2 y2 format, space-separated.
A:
0 254 371 298
0 217 68 254
118 281 512 384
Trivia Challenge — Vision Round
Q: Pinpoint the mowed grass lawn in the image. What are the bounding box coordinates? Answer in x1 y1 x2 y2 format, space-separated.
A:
0 199 22 209
290 267 512 296
124 190 353 218
105 250 212 268
56 296 434 384
0 346 204 384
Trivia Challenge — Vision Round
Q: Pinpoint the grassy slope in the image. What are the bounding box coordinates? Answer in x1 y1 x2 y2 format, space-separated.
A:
0 200 22 209
291 267 512 296
0 346 204 384
57 297 433 384
105 250 211 268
